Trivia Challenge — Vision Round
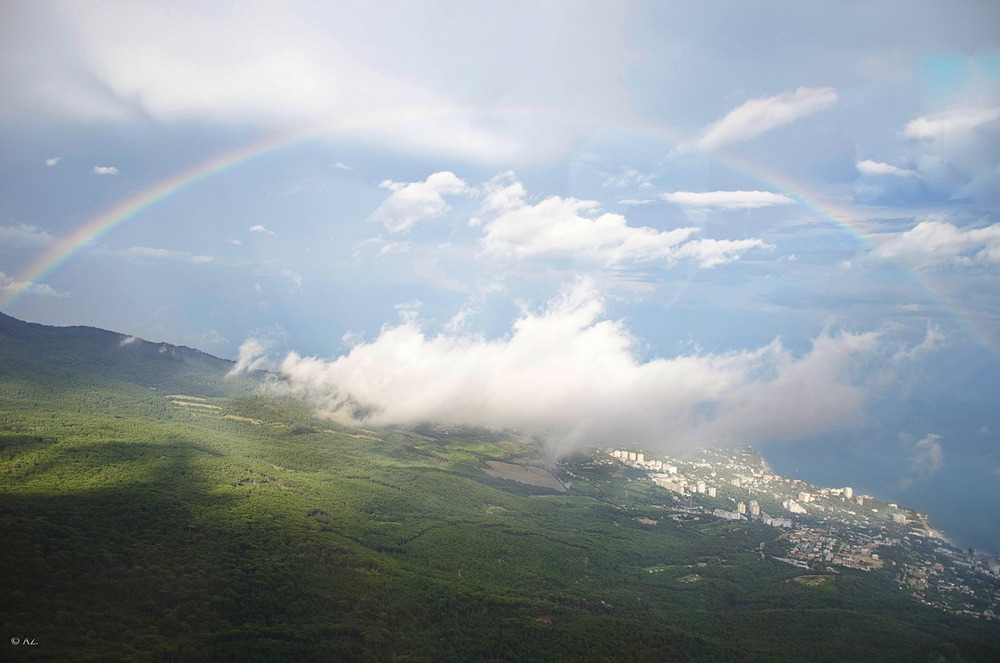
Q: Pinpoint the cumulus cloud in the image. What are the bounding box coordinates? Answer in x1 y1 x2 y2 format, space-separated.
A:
368 171 469 233
0 222 54 248
93 165 119 175
478 174 770 267
278 279 903 456
660 190 795 209
910 433 944 477
228 325 287 375
895 433 945 491
901 108 1000 208
891 324 944 365
904 108 1000 141
875 219 1000 269
673 238 775 268
228 338 271 376
693 87 838 151
0 271 68 299
45 156 61 166
249 224 274 235
855 159 918 177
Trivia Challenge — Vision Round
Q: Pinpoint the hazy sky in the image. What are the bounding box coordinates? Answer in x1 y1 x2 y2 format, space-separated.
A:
1 1 999 545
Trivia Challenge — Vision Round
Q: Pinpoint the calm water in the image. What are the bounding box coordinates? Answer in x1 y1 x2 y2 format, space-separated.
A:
757 441 1000 556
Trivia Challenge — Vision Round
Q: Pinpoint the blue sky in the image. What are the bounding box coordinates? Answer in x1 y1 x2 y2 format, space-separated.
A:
2 1 999 549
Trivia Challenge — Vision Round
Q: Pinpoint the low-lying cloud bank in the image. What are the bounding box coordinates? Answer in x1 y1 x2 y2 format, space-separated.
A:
239 280 933 456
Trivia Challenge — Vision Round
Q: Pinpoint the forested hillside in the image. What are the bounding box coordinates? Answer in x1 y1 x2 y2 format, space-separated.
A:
1 313 998 661
0 312 255 397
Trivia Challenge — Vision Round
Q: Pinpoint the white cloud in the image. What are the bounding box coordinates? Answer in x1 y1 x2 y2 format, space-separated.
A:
93 165 119 175
116 246 214 264
119 335 138 346
890 324 944 365
856 159 918 177
351 236 383 259
45 156 61 166
673 238 774 268
0 271 69 298
479 174 769 268
334 162 353 170
24 1 596 161
694 87 838 151
900 108 1000 208
910 434 944 477
602 168 653 189
379 241 410 256
227 239 242 246
369 171 469 233
876 219 1000 269
660 190 796 209
279 279 899 455
249 224 274 235
904 108 1000 141
228 325 287 373
281 269 303 292
0 222 54 247
228 338 270 376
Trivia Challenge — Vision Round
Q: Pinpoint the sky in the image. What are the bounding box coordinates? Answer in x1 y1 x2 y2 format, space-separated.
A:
1 1 999 550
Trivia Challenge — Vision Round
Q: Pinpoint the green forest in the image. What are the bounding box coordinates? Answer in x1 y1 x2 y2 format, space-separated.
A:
2 313 998 661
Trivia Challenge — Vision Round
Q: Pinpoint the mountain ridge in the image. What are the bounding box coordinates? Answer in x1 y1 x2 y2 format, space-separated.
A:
0 310 254 398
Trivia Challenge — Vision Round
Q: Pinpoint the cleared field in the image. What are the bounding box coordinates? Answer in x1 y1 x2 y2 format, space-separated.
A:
484 460 566 491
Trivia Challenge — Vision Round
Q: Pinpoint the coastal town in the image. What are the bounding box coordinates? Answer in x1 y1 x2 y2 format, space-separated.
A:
599 445 1000 620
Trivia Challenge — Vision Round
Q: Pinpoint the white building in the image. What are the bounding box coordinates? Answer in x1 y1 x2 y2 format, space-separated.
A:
653 477 686 494
844 486 853 499
783 499 807 514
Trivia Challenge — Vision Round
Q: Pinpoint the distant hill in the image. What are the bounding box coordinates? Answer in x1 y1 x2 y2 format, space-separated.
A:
0 311 257 397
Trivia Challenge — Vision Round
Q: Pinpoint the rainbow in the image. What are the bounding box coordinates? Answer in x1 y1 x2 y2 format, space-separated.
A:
0 104 460 307
0 125 318 308
1 114 995 358
716 151 999 358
